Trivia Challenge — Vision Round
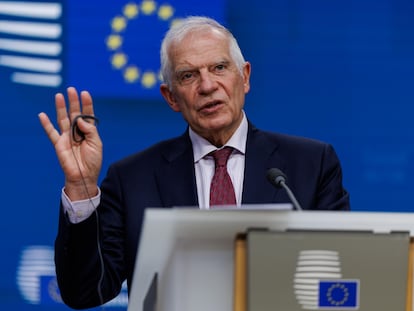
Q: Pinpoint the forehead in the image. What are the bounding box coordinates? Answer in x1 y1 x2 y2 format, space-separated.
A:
170 29 231 69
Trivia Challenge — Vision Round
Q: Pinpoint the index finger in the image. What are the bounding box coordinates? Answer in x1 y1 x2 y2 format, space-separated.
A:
55 92 71 134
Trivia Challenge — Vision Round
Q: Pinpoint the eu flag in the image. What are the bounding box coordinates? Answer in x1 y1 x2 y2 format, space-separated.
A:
0 0 225 100
66 0 226 100
318 280 359 309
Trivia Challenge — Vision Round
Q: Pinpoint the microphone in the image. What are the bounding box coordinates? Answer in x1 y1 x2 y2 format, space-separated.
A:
266 168 303 211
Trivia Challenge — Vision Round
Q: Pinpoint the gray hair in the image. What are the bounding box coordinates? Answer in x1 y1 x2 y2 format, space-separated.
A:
160 16 246 87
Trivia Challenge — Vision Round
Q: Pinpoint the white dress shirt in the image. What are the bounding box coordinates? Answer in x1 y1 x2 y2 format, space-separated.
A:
62 111 248 223
190 112 247 209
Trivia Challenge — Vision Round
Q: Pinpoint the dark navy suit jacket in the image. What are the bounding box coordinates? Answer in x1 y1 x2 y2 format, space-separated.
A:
55 122 350 309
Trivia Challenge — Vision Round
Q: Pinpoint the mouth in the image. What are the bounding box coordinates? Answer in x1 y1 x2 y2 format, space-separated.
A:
199 100 223 112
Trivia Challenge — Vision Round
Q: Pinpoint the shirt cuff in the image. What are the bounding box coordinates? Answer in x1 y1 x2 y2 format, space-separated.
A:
61 187 101 224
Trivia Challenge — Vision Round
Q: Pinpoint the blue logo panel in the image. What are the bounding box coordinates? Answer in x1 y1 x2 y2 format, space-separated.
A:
318 280 359 309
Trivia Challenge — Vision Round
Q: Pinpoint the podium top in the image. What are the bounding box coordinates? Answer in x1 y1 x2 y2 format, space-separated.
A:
128 208 414 311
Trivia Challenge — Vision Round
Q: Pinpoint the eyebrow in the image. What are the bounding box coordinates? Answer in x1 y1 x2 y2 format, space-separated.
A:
175 60 231 75
175 66 196 76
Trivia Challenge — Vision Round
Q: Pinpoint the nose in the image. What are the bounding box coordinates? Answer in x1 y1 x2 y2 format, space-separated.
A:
198 71 218 95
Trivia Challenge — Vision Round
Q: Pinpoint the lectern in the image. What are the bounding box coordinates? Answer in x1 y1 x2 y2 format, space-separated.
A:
128 208 414 311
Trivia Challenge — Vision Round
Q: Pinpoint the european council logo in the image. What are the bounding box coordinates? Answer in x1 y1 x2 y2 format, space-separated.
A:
16 245 128 308
0 1 63 87
293 250 360 310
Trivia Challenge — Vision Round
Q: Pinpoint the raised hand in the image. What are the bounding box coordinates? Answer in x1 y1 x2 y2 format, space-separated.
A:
38 87 103 201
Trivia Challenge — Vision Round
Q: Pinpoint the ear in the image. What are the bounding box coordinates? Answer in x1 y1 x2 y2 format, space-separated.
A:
160 84 181 112
242 62 251 93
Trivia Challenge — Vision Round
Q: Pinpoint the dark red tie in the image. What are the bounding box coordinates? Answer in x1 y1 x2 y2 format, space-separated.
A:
210 147 236 207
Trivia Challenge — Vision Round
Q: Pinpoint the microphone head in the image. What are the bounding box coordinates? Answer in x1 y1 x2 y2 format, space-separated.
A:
266 168 287 188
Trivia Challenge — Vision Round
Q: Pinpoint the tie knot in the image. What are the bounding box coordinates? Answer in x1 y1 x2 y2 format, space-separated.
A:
211 147 233 167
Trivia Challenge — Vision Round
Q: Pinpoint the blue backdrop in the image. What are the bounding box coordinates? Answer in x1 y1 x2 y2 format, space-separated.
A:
1 0 413 309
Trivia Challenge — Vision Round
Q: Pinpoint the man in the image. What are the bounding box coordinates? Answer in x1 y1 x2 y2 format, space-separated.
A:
38 16 349 309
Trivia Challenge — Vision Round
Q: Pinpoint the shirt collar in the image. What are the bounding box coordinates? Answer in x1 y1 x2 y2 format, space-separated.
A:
190 111 248 163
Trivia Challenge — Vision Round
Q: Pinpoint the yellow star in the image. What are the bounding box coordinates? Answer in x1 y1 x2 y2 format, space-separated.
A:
106 34 123 50
170 18 183 28
141 0 156 15
142 71 157 88
111 53 128 69
111 16 127 32
124 3 139 19
158 5 173 20
124 66 140 82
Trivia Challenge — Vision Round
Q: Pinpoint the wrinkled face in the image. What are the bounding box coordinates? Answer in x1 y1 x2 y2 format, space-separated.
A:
160 28 251 146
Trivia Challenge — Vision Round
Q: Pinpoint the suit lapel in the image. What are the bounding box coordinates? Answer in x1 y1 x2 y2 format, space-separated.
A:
156 131 199 208
242 124 285 204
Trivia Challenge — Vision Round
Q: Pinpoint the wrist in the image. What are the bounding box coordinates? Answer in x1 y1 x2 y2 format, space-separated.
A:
64 180 99 201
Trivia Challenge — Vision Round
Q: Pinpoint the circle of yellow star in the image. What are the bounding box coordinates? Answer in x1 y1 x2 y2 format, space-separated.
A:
106 1 178 88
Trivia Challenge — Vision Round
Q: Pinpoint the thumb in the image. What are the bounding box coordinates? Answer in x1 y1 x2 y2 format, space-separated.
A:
72 115 99 142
